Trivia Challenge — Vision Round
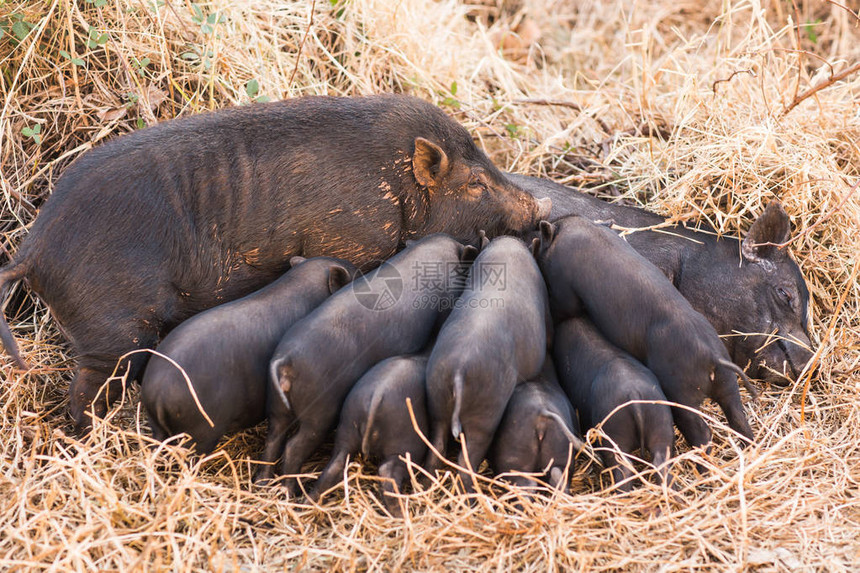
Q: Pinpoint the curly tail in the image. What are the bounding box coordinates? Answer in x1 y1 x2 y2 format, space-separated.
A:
0 262 29 370
539 410 587 452
450 370 464 440
360 390 384 457
718 358 759 400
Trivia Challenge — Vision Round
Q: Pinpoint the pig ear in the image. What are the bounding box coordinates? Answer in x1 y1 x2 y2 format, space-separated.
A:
412 137 450 189
539 220 556 249
289 256 307 267
478 230 490 250
460 244 479 264
328 265 352 294
742 201 791 266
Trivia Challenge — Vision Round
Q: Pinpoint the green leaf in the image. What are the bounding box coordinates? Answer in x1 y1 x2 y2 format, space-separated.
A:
181 51 199 60
32 133 41 145
245 79 259 97
254 95 271 103
11 19 30 41
329 0 338 5
137 117 145 129
191 4 203 20
206 13 217 24
805 21 821 44
21 127 33 137
71 57 85 66
201 23 213 34
59 49 71 59
505 124 520 138
140 57 151 67
32 124 41 134
450 81 457 95
95 0 108 6
441 97 460 108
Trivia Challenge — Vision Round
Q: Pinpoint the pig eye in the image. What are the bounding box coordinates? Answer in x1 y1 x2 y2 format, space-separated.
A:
467 180 488 197
776 286 793 305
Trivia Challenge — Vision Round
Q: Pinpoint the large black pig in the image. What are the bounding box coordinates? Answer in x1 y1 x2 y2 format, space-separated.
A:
511 173 813 387
0 94 550 432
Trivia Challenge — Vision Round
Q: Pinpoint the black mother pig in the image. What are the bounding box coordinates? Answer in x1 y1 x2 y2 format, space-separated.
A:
554 317 675 491
308 354 429 517
511 172 813 386
0 94 551 432
425 236 550 492
488 357 584 493
535 216 757 452
141 256 355 453
258 234 477 491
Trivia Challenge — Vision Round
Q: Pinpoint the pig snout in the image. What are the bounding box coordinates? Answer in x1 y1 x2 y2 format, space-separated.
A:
503 192 552 235
754 334 815 386
536 197 552 221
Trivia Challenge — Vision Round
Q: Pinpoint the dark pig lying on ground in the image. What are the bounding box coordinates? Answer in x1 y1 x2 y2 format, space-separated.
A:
309 354 430 518
425 236 551 492
535 216 758 452
488 357 585 493
511 172 813 387
0 94 551 433
258 234 478 492
141 256 356 453
554 317 675 491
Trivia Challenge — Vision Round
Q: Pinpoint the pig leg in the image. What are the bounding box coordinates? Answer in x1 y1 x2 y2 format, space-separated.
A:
255 400 294 484
309 439 357 502
671 406 712 475
423 423 450 478
711 369 755 443
457 431 494 494
69 337 156 433
278 423 328 496
671 406 711 450
378 457 409 518
549 466 571 494
649 445 674 489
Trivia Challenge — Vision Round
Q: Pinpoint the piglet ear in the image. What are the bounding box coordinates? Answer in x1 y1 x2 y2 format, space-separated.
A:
460 244 479 264
742 201 791 265
412 137 450 189
530 237 541 258
539 220 556 250
289 256 307 267
328 265 353 294
478 229 490 250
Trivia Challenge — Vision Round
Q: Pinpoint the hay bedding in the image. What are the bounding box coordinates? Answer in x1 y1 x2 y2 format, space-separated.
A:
0 0 858 569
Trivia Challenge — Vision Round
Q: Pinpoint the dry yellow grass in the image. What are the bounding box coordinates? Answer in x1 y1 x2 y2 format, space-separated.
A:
1 0 859 570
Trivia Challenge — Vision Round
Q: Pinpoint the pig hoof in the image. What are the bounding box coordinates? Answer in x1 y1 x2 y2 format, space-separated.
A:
253 467 276 486
382 498 404 519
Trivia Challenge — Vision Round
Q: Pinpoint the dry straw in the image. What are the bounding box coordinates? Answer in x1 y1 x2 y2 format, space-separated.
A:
1 0 859 570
